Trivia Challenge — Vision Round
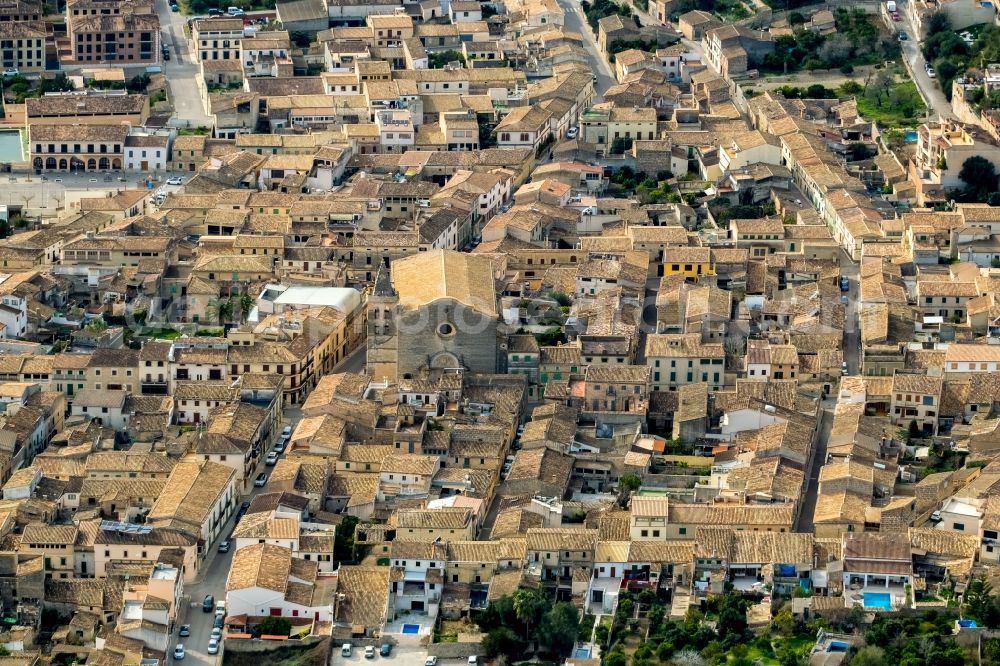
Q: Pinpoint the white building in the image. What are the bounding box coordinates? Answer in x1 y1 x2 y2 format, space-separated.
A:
944 344 1000 374
124 130 173 172
388 540 445 618
375 109 415 153
71 389 129 430
225 543 334 621
0 287 29 339
254 284 362 321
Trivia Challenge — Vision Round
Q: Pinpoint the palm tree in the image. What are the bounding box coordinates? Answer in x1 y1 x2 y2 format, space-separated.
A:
239 293 255 322
218 297 235 324
207 296 235 325
512 588 545 642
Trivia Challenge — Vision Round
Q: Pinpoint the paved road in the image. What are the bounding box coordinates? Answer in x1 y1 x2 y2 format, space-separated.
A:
795 406 832 533
335 343 367 374
155 0 215 128
173 407 306 666
899 2 955 121
3 172 188 214
840 250 861 376
558 0 615 100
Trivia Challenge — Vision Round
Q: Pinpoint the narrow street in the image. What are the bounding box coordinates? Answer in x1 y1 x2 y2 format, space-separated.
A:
841 251 861 376
170 401 316 665
899 2 956 121
558 0 615 100
155 0 214 127
794 407 832 533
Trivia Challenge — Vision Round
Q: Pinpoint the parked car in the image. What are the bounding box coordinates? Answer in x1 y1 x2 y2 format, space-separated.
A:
1 68 18 78
208 7 223 14
162 50 170 60
282 425 292 437
202 595 214 612
207 638 219 655
167 176 184 185
254 472 268 487
216 600 226 615
240 500 251 512
839 276 849 292
170 3 179 10
840 294 848 305
227 5 244 14
566 126 578 139
266 451 279 465
891 12 900 20
842 361 849 376
179 625 191 637
217 540 231 553
273 438 287 454
174 644 185 660
342 644 353 657
211 628 223 641
897 31 907 40
931 510 942 522
926 66 936 78
425 658 438 666
380 644 392 656
213 615 225 629
365 646 376 659
468 657 478 665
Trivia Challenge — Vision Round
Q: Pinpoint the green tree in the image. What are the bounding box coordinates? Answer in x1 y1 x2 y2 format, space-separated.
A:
538 602 580 656
549 292 572 307
239 293 255 322
604 649 627 666
959 155 1000 201
513 588 547 640
85 318 108 332
207 296 234 324
620 473 641 491
963 576 999 627
257 616 292 636
482 627 525 659
716 595 749 647
773 606 794 637
429 49 467 68
926 11 950 36
849 646 886 666
334 514 359 563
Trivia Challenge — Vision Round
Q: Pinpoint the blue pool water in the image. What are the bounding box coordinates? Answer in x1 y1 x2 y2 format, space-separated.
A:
864 592 892 611
401 624 420 635
0 130 24 162
904 130 918 142
827 641 850 653
575 647 592 659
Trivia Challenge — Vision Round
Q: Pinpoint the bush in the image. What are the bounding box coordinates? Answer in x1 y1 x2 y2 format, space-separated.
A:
257 616 292 636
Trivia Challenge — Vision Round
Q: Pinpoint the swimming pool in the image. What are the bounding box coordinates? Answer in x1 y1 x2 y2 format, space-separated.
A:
574 647 592 659
0 130 24 163
863 592 892 611
401 624 420 635
827 641 850 653
904 130 918 142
